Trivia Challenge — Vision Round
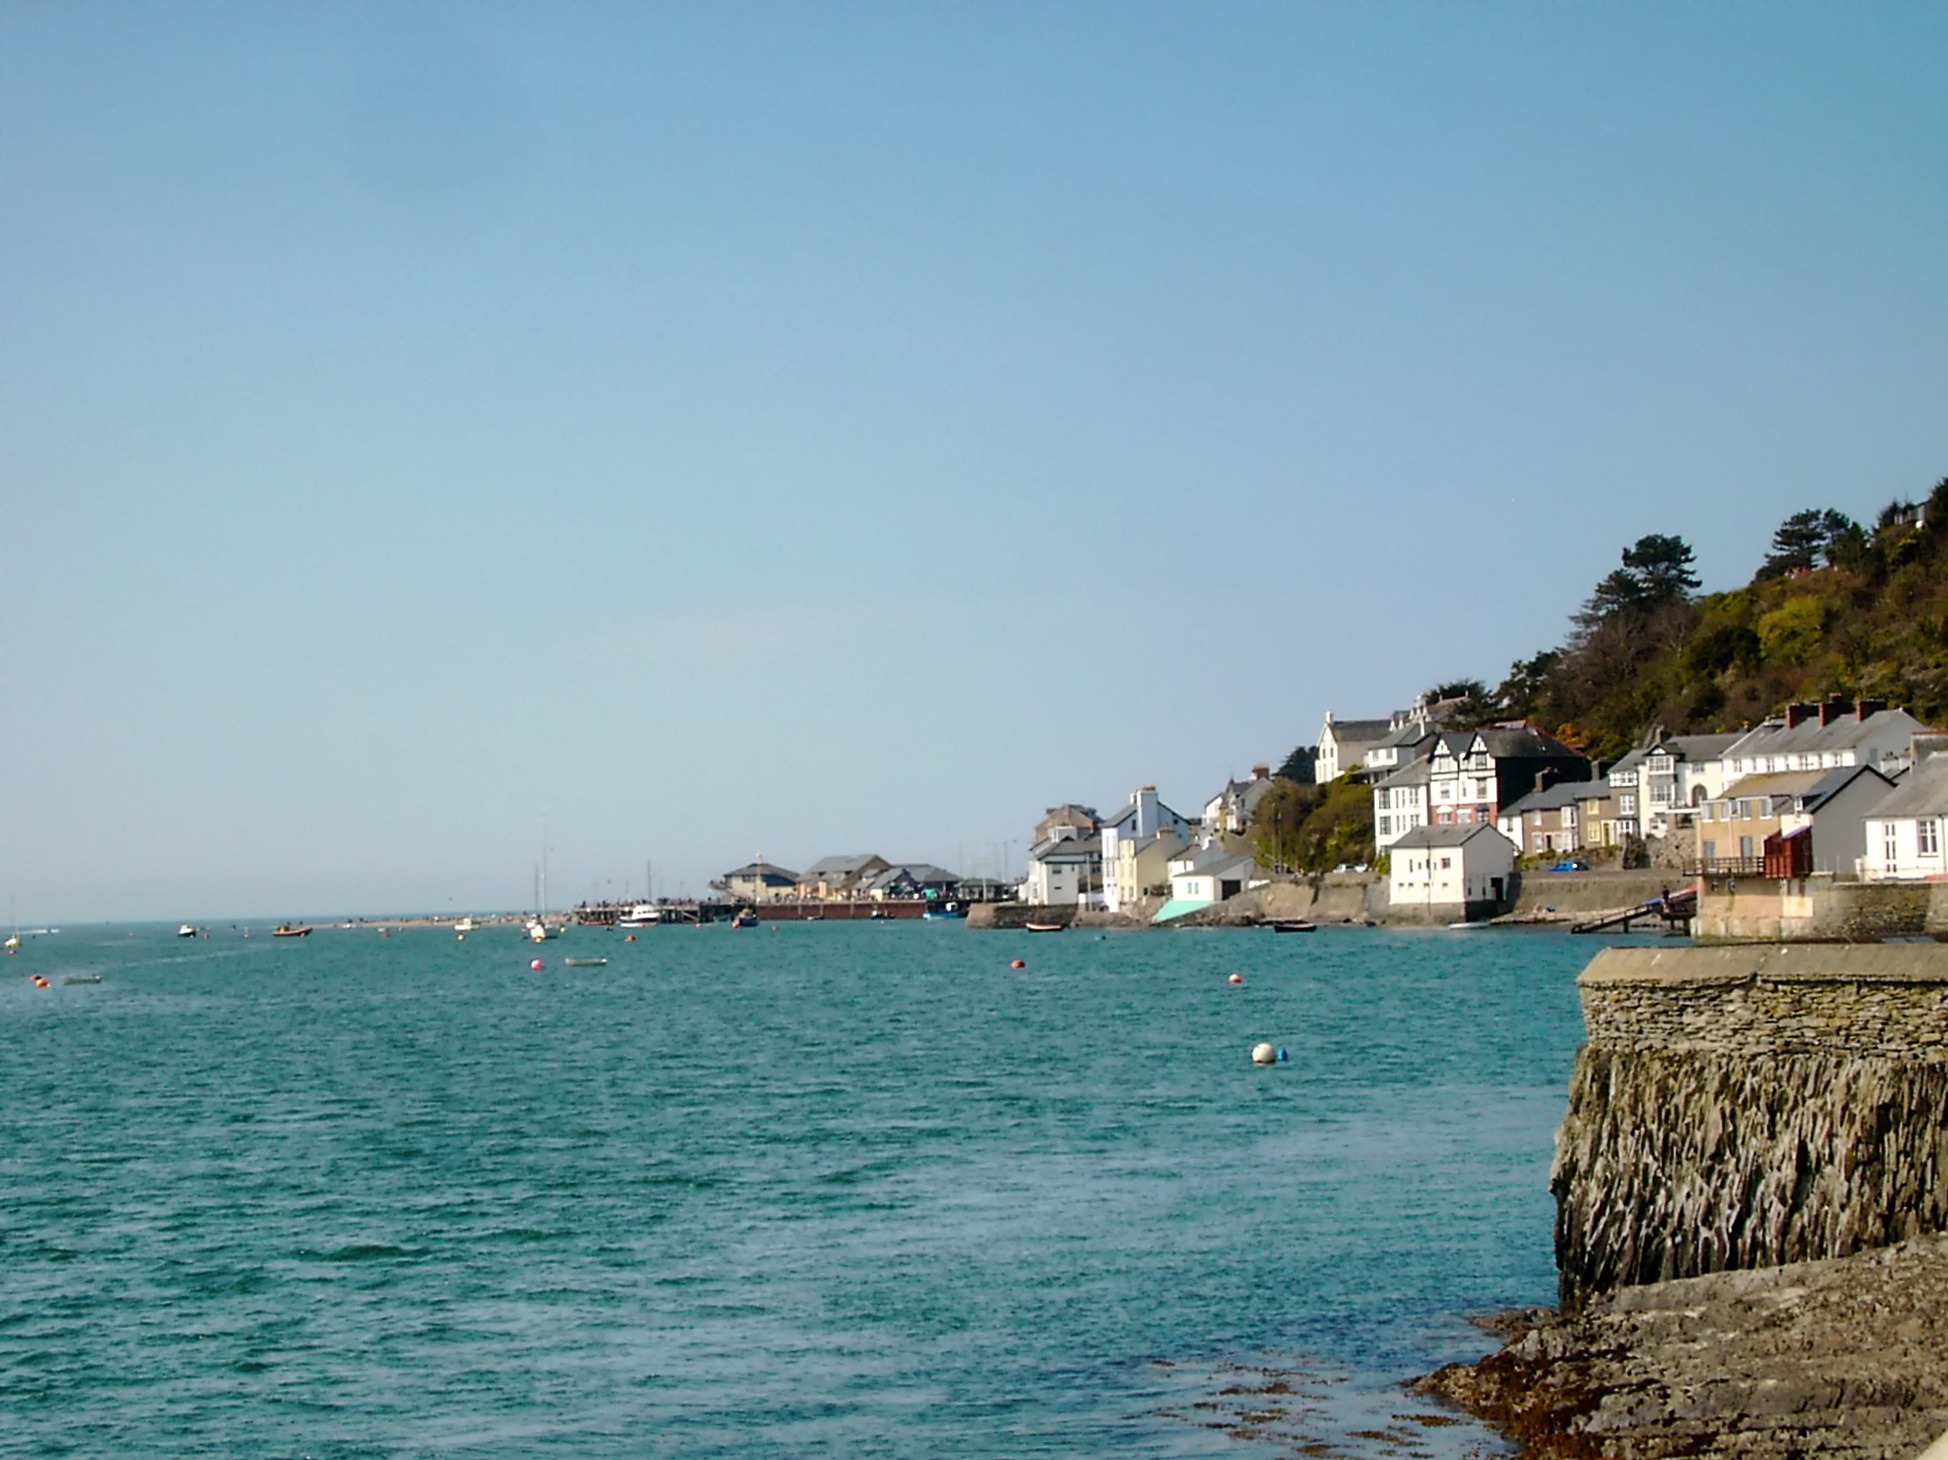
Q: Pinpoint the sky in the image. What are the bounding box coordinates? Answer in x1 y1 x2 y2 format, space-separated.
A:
5 2 1947 922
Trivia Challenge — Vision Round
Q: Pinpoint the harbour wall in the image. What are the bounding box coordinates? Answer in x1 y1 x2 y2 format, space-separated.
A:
1693 873 1948 941
1552 943 1948 1312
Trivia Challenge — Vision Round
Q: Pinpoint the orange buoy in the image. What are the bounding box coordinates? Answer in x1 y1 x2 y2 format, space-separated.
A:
32 976 48 988
529 958 543 970
1228 973 1243 985
1010 959 1025 969
625 933 635 942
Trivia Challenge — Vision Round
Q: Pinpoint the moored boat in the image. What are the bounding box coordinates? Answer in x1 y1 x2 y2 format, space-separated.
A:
1023 921 1065 933
730 909 760 929
1269 920 1317 933
563 956 608 968
272 924 313 938
177 924 199 938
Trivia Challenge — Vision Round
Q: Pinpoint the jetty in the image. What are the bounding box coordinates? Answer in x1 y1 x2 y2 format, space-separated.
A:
1568 884 1695 935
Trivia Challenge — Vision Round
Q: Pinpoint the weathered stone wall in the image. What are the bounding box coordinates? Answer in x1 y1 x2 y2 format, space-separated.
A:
1693 875 1948 941
1553 944 1948 1312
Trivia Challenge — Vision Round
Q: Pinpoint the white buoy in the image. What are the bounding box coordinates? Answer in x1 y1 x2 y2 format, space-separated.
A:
1251 1042 1276 1065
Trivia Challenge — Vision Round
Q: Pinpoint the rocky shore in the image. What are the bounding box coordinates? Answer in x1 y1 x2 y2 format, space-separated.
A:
1415 1234 1948 1458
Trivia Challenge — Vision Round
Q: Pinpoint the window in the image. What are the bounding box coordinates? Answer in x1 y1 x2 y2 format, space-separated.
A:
1921 820 1940 858
1440 856 1452 869
1377 815 1391 836
1619 793 1636 815
1703 839 1717 862
1885 826 1900 865
1739 835 1754 859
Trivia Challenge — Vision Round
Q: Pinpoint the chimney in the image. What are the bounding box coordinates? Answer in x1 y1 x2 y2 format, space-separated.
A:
1535 766 1557 795
1785 703 1818 729
1856 698 1887 721
1818 697 1854 727
1251 764 1270 780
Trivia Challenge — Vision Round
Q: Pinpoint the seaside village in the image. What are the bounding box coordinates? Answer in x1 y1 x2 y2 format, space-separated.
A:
708 691 1948 930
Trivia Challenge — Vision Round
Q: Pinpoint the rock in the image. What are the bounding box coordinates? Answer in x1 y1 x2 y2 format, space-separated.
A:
1415 1235 1948 1458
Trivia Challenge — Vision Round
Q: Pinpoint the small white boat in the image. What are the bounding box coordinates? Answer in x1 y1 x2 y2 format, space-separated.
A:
563 956 608 968
454 917 476 934
527 919 559 943
616 902 660 928
178 924 199 938
1446 919 1492 930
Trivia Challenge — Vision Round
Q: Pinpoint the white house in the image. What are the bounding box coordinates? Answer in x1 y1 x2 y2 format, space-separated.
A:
1316 712 1393 783
1154 843 1263 921
1639 733 1742 839
1023 835 1102 906
1201 766 1276 837
1718 700 1929 781
1387 825 1516 918
1861 755 1948 881
1100 786 1196 913
1373 759 1432 850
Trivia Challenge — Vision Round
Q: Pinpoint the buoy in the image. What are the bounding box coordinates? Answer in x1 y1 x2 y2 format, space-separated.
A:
1276 1048 1289 1063
1010 959 1025 969
456 933 465 941
1228 973 1243 986
529 958 543 970
1251 1042 1275 1065
32 976 49 988
625 934 635 942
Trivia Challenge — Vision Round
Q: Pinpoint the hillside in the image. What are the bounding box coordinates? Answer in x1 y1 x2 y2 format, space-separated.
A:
1489 477 1948 760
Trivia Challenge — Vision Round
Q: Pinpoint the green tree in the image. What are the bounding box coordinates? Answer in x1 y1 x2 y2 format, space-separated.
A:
1622 533 1701 604
1424 679 1500 729
1759 509 1855 578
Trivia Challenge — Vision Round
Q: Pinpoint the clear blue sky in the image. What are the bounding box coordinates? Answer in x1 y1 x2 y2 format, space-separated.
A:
6 3 1946 922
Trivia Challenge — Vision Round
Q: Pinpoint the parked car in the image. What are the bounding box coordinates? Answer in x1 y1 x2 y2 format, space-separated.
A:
1549 858 1590 872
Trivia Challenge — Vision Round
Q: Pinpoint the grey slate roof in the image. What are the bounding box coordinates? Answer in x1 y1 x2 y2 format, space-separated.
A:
724 860 799 883
1648 732 1742 762
1375 759 1432 789
1725 709 1928 762
803 854 885 878
1389 824 1512 850
1500 781 1585 816
1864 755 1948 819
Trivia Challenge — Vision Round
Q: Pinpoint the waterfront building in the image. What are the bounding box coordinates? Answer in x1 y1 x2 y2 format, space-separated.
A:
1387 824 1516 916
1639 732 1742 840
1022 835 1101 906
801 854 892 898
1717 700 1929 781
1099 786 1195 914
719 859 801 903
1860 754 1948 880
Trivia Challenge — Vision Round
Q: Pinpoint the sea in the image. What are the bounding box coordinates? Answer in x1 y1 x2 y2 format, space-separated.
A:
1 919 1621 1457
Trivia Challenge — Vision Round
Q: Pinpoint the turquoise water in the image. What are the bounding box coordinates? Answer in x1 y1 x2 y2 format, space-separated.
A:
3 922 1607 1456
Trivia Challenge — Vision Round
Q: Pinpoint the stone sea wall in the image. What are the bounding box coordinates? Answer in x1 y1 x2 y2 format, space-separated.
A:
1693 876 1948 941
1552 944 1948 1312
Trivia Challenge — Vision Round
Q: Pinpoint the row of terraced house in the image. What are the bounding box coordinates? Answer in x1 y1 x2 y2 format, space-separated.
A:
1320 695 1948 896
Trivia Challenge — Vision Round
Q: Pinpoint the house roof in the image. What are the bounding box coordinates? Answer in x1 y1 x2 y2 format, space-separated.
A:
1375 759 1433 789
1389 824 1514 851
723 860 799 883
1725 709 1928 762
1800 762 1893 811
1172 847 1256 878
1324 718 1394 746
1646 732 1742 763
1030 835 1100 861
1466 725 1587 760
1607 748 1650 777
1102 795 1191 829
1500 781 1586 816
1715 770 1830 803
803 854 886 878
1865 754 1948 819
